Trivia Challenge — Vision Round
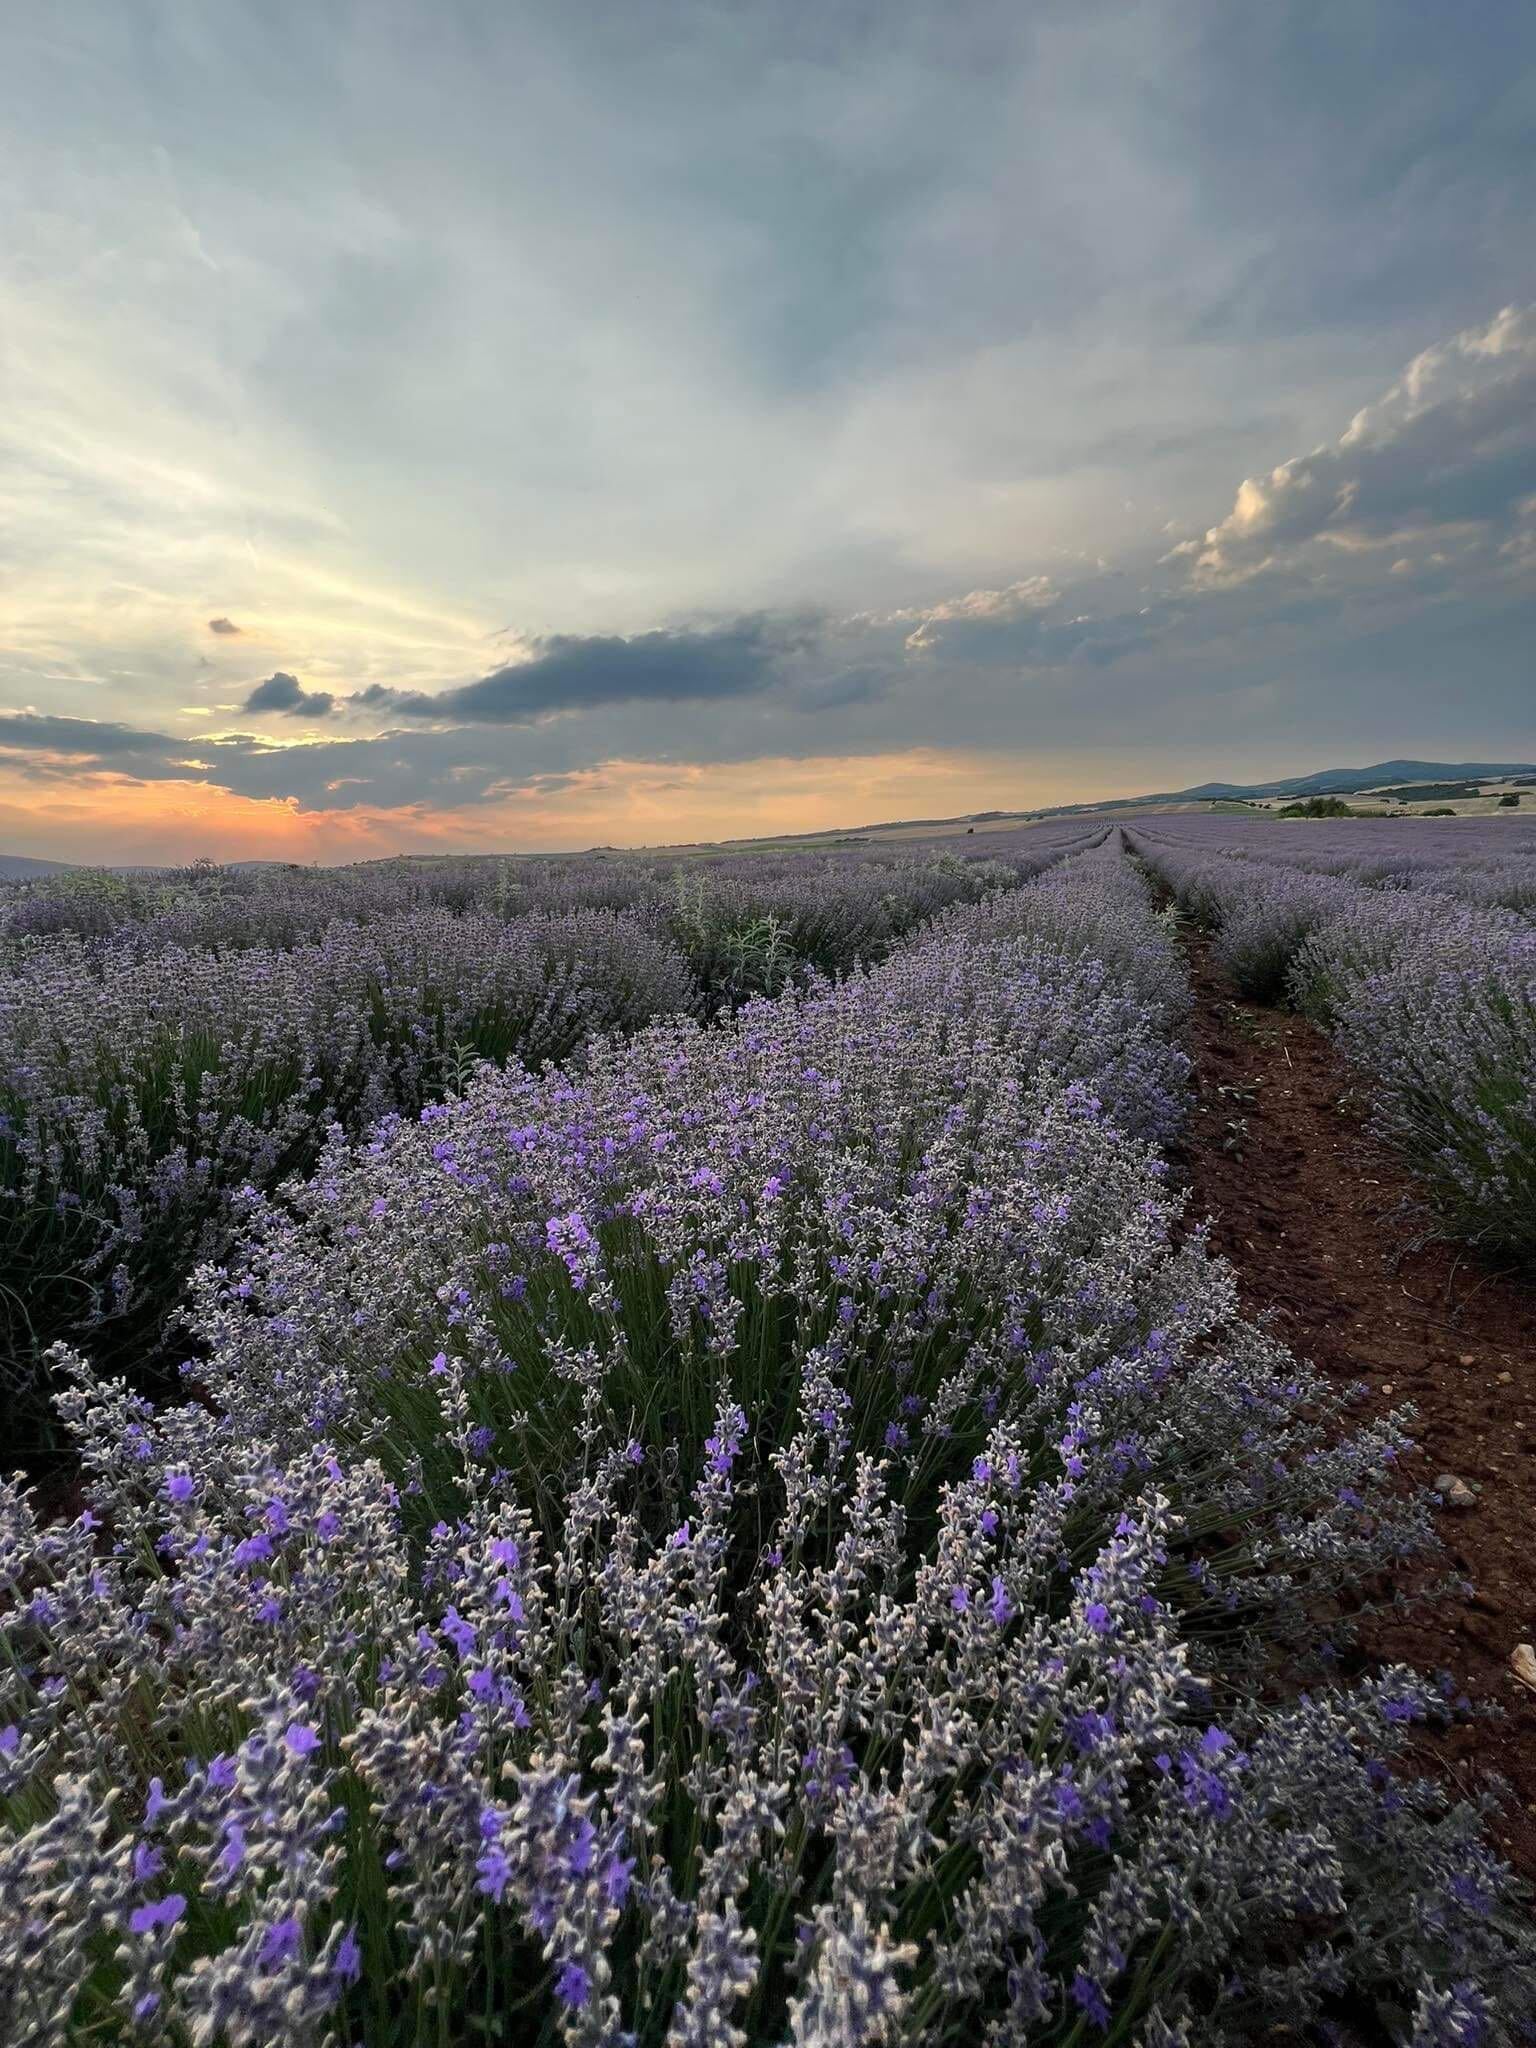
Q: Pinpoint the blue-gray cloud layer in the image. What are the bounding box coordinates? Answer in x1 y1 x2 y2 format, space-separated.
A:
5 295 1532 813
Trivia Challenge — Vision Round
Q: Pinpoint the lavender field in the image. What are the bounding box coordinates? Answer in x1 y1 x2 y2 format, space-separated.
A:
3 825 1535 2044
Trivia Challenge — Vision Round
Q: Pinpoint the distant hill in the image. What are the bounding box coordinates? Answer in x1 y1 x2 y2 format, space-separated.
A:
0 853 77 880
990 760 1536 824
1173 760 1536 801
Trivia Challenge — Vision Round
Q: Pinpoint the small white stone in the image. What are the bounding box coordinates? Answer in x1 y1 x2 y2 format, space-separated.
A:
1433 1473 1477 1509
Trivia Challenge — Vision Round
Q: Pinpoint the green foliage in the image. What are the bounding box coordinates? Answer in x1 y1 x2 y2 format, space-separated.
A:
1277 796 1356 818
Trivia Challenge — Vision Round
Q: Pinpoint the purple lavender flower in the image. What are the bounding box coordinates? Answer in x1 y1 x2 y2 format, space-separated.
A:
258 1917 304 1970
129 1895 186 1937
1072 1971 1111 2028
554 1960 591 2009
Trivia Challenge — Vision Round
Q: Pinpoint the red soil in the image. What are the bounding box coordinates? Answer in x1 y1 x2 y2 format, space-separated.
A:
1174 935 1536 1887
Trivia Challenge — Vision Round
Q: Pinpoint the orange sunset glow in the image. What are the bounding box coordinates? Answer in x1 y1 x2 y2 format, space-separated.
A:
0 748 1165 867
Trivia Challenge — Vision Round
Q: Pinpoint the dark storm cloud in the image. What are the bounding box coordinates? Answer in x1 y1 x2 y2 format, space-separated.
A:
0 713 200 762
243 671 337 718
375 615 816 726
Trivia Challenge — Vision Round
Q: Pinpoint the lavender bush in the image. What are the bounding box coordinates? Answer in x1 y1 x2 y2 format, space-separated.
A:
3 843 1531 2043
662 851 1018 1003
1121 839 1356 1004
1291 898 1536 1254
1119 813 1536 884
930 847 1189 1027
502 831 1100 1004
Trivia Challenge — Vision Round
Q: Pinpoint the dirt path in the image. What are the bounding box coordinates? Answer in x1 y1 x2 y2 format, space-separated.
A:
1172 932 1536 1885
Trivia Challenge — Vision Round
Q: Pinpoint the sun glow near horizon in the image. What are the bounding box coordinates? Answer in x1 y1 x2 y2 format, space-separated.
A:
0 746 1166 866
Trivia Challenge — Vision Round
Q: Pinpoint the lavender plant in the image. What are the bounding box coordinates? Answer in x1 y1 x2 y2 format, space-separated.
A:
1293 898 1536 1254
1121 840 1356 1004
0 827 1099 964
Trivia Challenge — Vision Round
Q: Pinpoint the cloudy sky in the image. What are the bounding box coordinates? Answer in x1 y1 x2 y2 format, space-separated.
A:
2 1 1533 862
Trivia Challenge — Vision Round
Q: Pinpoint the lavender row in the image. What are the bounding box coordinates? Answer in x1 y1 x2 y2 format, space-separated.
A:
1296 896 1536 1253
929 843 1190 1028
1116 812 1536 922
1128 827 1536 1257
3 843 1530 2042
0 826 1100 959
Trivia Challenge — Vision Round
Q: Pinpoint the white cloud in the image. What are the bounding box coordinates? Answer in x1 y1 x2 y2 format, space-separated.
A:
1165 304 1536 588
899 576 1060 651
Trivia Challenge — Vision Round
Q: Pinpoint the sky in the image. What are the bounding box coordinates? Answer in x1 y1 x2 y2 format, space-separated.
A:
2 0 1533 864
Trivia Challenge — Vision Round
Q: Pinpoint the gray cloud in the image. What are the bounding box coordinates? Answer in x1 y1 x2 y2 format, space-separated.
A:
243 671 337 718
912 609 1155 669
376 615 816 726
880 576 1163 670
899 578 1059 656
5 545 1534 822
788 664 891 713
0 712 223 786
0 713 195 758
207 616 242 635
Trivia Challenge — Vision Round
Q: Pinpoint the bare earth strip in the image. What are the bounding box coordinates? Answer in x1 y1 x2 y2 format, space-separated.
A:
1173 928 1536 1885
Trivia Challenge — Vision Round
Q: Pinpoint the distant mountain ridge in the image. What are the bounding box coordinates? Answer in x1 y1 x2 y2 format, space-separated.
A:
0 853 78 880
977 759 1536 824
1172 759 1536 800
